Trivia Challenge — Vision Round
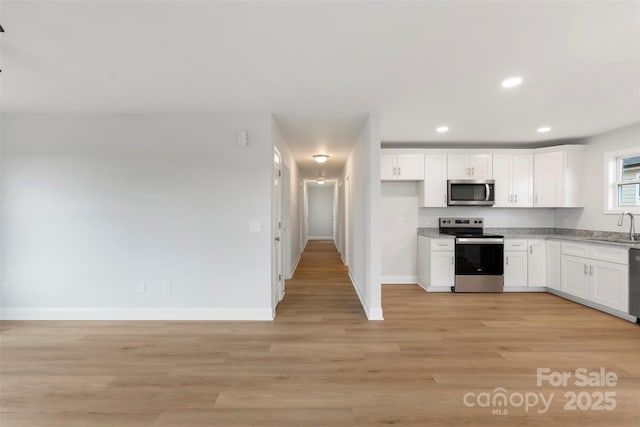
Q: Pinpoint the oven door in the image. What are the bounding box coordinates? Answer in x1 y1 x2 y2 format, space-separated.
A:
454 238 504 292
448 180 495 206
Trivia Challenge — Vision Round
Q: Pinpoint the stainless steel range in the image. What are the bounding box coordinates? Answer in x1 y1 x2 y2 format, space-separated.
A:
439 217 504 293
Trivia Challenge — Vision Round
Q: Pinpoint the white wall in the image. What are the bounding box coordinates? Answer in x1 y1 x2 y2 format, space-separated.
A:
381 182 419 283
341 115 382 320
554 122 640 232
1 114 274 320
307 183 334 238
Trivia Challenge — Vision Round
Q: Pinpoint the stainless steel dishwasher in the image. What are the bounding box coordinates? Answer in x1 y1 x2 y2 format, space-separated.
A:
630 249 640 322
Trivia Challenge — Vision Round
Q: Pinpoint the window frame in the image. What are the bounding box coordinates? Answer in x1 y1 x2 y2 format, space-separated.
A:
604 147 640 214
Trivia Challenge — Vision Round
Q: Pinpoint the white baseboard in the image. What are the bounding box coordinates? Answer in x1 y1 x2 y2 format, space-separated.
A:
0 307 274 321
503 286 547 292
348 270 384 321
307 235 334 240
288 252 302 279
428 286 453 292
381 275 417 284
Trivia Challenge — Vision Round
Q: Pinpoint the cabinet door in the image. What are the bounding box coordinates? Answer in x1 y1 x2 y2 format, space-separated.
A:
511 154 534 207
492 154 512 207
396 154 424 181
468 154 493 179
431 251 454 287
419 154 447 207
534 152 564 207
504 251 528 287
528 240 546 287
561 255 589 299
590 260 628 312
545 241 561 291
380 154 397 181
447 154 470 179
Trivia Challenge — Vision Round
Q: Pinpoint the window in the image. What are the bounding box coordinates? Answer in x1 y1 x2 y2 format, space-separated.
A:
605 148 640 213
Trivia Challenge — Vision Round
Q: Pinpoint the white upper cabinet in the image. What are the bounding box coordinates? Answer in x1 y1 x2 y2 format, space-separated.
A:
419 154 448 207
533 148 585 207
447 154 492 180
380 153 424 181
493 153 533 207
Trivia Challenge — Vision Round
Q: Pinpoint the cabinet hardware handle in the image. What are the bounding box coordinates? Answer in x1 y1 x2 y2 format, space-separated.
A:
506 256 509 266
515 194 518 203
589 265 593 276
472 166 475 175
398 166 401 176
583 264 588 275
535 194 538 205
529 246 533 254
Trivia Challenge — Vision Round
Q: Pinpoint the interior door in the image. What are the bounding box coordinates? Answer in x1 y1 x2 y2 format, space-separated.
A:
272 149 284 307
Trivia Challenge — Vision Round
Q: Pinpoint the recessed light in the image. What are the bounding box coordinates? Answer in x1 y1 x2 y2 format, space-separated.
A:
537 126 551 133
436 126 449 133
317 179 325 185
501 76 523 88
313 154 330 164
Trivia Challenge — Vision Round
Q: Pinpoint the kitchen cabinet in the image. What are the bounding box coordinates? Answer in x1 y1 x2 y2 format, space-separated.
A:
545 240 561 291
380 153 424 181
560 242 629 313
527 239 546 287
562 255 591 299
504 239 528 288
418 236 454 291
418 154 448 207
493 154 533 207
447 154 492 180
533 148 585 207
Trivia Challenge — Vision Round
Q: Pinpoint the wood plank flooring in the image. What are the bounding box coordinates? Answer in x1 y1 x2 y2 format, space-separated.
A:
1 240 639 426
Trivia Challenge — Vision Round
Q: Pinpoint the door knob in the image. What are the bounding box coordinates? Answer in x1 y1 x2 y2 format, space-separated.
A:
275 237 280 242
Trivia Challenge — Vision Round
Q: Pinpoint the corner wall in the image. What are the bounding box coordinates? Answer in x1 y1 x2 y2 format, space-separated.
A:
1 114 274 320
342 114 383 320
554 122 640 232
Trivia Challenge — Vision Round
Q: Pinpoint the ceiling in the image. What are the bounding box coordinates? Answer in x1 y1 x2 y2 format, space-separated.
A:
1 1 639 177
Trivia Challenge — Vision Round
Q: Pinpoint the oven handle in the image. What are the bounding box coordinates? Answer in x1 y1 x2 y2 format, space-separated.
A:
456 238 504 244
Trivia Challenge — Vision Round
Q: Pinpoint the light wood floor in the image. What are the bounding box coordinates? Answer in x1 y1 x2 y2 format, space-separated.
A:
1 240 639 426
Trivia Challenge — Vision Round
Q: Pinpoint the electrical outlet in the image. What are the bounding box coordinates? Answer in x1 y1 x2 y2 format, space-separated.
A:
161 281 172 294
1 282 11 294
137 281 147 294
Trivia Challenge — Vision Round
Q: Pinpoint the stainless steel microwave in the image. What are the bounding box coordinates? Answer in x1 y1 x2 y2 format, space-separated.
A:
447 179 495 206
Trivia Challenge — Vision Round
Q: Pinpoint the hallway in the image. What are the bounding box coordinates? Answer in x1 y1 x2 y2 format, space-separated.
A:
276 240 366 321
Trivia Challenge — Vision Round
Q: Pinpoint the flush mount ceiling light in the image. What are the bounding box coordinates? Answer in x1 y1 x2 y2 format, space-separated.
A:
537 126 552 133
312 154 330 164
436 126 449 133
501 76 523 88
317 179 325 185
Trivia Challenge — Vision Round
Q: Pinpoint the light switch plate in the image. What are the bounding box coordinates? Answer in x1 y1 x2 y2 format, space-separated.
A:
249 220 262 232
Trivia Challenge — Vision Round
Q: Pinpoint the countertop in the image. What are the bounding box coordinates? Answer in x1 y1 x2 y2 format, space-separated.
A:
417 228 640 249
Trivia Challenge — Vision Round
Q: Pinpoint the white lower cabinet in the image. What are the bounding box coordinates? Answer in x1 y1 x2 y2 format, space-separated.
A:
527 240 546 287
418 236 454 291
504 251 528 288
560 242 629 314
545 240 561 291
590 260 628 313
504 239 528 288
561 255 591 299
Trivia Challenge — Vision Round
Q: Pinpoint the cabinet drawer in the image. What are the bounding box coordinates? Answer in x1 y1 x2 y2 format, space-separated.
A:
590 245 628 265
504 239 528 251
561 242 590 258
431 239 454 251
